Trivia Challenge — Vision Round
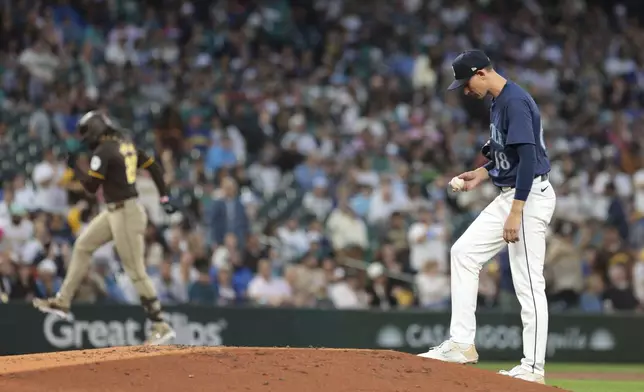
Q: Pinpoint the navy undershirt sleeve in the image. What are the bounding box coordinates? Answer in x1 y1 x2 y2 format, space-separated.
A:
483 160 495 172
514 143 536 201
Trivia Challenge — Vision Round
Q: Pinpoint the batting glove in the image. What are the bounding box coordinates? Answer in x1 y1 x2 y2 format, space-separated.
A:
160 196 178 214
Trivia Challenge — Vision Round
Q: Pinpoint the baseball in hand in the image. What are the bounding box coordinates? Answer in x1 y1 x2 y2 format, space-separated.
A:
449 176 465 192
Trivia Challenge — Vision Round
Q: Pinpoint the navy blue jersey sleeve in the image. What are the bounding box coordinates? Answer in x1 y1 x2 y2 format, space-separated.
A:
505 99 535 146
513 144 537 201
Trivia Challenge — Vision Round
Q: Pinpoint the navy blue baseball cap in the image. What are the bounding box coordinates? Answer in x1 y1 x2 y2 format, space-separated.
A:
447 50 492 90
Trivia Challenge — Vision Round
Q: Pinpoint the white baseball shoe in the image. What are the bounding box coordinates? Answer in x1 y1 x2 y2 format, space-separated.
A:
144 322 176 346
498 365 545 384
417 340 479 364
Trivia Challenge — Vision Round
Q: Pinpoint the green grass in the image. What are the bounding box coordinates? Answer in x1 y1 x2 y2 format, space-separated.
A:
479 362 644 374
477 363 644 392
548 380 644 392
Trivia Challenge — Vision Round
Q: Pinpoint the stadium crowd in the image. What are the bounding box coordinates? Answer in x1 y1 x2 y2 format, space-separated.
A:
1 0 644 314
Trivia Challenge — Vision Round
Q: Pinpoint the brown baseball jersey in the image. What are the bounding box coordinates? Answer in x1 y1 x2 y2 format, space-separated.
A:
85 138 156 204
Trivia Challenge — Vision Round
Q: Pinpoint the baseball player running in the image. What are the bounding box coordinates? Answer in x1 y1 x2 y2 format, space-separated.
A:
33 111 178 346
418 50 556 385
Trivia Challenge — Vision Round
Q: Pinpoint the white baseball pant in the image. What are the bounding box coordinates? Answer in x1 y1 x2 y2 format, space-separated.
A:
449 178 556 375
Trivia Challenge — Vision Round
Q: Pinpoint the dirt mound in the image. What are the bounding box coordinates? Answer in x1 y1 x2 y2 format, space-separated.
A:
0 346 564 392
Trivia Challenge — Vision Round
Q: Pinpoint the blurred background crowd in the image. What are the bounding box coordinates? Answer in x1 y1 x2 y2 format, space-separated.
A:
1 0 644 314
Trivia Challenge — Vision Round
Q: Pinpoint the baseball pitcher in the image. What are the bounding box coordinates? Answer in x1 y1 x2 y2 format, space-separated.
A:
33 111 178 346
418 50 556 385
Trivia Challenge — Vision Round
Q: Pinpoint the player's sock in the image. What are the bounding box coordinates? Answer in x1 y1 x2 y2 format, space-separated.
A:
140 296 163 322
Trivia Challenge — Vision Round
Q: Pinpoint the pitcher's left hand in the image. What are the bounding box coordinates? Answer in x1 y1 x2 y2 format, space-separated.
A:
503 211 521 243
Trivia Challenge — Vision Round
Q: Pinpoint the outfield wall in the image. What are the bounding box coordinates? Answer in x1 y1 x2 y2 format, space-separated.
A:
1 303 642 362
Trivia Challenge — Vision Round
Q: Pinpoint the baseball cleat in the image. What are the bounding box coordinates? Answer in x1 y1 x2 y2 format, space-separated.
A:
417 340 479 364
32 297 74 321
498 365 545 384
144 322 176 346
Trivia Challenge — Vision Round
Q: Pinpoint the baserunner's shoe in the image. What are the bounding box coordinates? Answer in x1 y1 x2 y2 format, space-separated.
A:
417 340 479 364
33 297 74 321
498 365 546 384
144 322 176 345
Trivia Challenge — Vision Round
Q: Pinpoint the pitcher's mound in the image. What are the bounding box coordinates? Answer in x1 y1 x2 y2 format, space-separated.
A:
0 346 563 392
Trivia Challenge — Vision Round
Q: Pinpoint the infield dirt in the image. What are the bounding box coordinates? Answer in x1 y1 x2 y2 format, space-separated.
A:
0 346 565 392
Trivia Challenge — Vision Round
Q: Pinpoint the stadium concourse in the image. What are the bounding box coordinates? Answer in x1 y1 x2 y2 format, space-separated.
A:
1 0 644 314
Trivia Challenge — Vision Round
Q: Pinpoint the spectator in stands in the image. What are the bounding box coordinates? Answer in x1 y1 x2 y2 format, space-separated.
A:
211 233 238 269
378 243 406 275
291 253 326 306
302 177 333 221
348 183 372 219
247 146 282 198
189 262 217 305
478 261 499 309
48 214 73 244
381 212 409 259
171 251 198 292
248 259 292 307
368 177 408 227
281 113 317 156
415 260 450 310
276 218 310 263
206 134 238 174
35 149 65 183
19 40 59 102
34 259 61 298
580 274 606 313
10 260 38 301
214 263 239 306
209 177 249 249
406 183 433 214
605 183 629 241
326 197 369 261
227 250 253 300
12 175 36 212
32 162 67 213
604 264 640 312
594 226 632 285
283 265 312 307
153 258 188 305
545 221 584 311
366 263 398 310
93 257 127 303
294 153 326 191
242 234 268 273
21 218 62 273
407 207 446 273
327 268 369 309
2 0 644 314
0 204 33 254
